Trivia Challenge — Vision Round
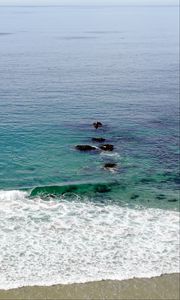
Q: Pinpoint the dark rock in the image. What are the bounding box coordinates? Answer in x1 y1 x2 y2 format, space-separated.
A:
92 137 106 143
93 122 103 129
104 163 117 169
130 194 139 200
75 145 97 151
100 144 114 151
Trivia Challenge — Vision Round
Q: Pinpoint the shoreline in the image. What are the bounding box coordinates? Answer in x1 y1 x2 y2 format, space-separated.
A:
0 273 179 300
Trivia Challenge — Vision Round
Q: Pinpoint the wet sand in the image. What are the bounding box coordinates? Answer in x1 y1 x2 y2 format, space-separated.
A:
0 273 179 300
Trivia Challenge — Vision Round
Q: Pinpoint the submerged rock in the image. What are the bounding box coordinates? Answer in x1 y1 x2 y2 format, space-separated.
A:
95 184 111 193
168 199 178 202
156 194 166 200
100 144 114 151
92 137 106 143
130 194 139 200
75 145 97 151
93 122 103 129
104 163 117 169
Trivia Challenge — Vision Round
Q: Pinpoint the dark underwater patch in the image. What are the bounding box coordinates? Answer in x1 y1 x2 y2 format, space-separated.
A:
141 178 155 184
140 172 180 186
130 194 139 200
163 172 180 185
27 167 35 171
65 185 77 193
172 176 180 185
92 137 106 143
95 184 112 193
168 199 178 202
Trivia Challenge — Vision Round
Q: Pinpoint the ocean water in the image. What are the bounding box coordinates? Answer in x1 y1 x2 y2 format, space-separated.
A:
0 5 179 289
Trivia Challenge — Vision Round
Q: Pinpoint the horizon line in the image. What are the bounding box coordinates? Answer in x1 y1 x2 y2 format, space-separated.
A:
0 4 179 6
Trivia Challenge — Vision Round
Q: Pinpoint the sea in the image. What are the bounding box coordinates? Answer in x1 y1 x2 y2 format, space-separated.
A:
0 5 179 289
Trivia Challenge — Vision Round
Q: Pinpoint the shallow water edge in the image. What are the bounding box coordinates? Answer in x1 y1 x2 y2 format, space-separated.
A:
0 273 179 300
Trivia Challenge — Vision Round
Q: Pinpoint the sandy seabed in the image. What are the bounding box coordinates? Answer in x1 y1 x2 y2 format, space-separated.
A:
0 273 179 300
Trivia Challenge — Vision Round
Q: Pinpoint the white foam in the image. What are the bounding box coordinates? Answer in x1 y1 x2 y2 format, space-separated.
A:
100 151 120 158
0 190 179 289
0 190 28 202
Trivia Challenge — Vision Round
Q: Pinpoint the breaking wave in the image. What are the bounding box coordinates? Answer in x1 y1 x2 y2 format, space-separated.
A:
0 189 179 289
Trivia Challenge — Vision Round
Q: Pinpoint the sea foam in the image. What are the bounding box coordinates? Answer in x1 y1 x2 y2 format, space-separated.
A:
0 190 179 289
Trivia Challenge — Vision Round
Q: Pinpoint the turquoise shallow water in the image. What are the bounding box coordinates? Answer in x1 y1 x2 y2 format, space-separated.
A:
0 6 179 289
